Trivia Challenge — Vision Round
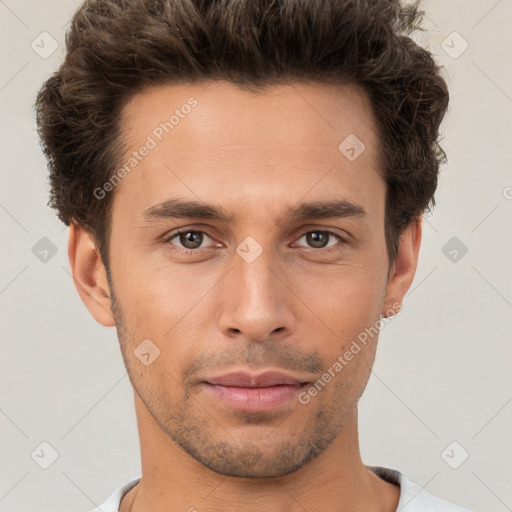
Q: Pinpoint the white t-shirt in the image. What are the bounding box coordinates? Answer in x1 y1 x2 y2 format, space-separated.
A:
89 466 472 512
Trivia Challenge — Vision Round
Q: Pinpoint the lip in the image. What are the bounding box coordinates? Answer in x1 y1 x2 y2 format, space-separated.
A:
202 371 310 412
206 371 307 387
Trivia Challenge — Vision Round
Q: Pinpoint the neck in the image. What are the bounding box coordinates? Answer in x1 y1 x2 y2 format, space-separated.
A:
122 392 399 512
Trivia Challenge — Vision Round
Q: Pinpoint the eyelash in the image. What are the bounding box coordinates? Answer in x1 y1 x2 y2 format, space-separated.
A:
163 228 348 255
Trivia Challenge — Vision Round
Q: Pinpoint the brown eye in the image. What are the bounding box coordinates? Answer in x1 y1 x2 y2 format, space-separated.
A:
166 230 216 251
305 231 330 248
296 230 342 250
178 231 203 249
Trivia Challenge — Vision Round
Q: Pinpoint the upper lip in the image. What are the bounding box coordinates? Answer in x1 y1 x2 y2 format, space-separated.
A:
205 371 308 388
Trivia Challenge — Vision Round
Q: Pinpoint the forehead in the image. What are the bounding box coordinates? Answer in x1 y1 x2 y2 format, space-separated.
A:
113 80 384 222
121 80 379 150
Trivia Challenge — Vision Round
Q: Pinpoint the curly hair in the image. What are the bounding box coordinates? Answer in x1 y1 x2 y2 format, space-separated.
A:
35 0 449 272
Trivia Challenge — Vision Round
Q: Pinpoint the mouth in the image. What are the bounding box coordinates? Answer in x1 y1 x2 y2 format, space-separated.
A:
202 371 310 412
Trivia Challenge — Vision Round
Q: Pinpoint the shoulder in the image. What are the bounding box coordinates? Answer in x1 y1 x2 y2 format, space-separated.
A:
367 465 473 512
88 477 141 512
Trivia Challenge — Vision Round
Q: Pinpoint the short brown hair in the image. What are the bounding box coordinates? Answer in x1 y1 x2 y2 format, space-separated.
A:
35 0 449 272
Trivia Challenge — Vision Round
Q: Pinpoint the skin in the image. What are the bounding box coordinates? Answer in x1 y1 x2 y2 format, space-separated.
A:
68 80 422 511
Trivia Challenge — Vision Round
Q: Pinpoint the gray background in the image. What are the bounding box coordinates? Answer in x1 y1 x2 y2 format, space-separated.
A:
1 1 511 511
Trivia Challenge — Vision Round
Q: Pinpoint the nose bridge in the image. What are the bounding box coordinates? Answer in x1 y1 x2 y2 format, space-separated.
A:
235 241 277 303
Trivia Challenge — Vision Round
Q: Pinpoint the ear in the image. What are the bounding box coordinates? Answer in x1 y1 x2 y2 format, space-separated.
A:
382 216 422 317
68 222 115 327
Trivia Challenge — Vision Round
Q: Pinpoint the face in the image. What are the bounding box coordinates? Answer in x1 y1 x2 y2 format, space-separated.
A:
77 81 412 478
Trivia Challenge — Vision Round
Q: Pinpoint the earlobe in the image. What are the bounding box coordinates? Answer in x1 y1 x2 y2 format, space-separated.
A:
68 222 115 327
381 217 422 317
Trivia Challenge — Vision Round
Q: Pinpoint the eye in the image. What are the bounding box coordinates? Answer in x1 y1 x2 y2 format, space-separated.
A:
295 230 345 251
162 228 348 254
164 229 218 251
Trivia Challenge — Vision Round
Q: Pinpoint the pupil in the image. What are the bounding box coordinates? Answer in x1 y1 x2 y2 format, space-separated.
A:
308 232 328 248
181 232 202 249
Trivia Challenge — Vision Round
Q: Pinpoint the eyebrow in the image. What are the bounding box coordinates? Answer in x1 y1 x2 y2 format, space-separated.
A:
141 198 367 224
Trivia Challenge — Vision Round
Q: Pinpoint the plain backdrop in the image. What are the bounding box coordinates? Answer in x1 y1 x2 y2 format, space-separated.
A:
1 1 511 511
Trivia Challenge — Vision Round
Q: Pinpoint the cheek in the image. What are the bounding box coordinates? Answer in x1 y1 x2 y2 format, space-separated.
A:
118 258 205 325
285 262 386 387
289 257 386 329
116 265 218 369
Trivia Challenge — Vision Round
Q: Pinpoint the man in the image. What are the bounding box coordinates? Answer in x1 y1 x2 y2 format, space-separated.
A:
35 0 471 510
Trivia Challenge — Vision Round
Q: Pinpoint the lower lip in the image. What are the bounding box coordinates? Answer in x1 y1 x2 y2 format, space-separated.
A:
203 383 306 412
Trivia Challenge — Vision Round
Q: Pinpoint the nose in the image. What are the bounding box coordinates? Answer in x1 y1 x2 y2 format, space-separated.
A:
218 246 297 343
